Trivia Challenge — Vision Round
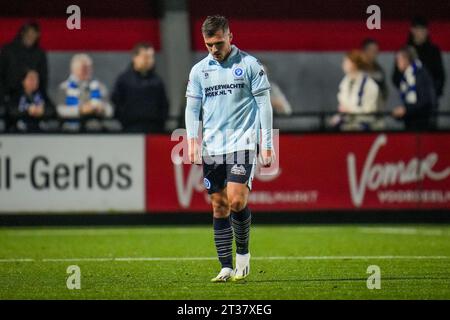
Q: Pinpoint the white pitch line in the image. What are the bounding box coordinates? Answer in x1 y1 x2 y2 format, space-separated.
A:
257 256 450 260
2 229 205 237
114 257 216 261
42 257 216 262
358 227 446 236
42 258 113 262
0 258 35 263
1 256 449 263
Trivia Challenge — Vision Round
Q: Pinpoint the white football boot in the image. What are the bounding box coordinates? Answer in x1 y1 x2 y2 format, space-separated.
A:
233 253 250 281
210 267 234 283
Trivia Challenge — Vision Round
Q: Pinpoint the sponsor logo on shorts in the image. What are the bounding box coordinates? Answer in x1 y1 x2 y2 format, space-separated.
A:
230 164 246 176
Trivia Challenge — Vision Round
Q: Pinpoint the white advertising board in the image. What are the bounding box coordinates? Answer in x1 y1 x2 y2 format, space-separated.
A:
0 135 145 213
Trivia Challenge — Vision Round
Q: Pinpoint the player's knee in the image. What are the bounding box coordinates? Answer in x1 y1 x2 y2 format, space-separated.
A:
229 197 247 213
212 200 229 218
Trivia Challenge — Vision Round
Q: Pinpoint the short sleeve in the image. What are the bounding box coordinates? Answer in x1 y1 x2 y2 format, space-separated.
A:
249 58 271 96
186 67 203 99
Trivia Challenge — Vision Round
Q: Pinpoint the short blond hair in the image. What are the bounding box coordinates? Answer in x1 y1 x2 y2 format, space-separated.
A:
70 53 93 73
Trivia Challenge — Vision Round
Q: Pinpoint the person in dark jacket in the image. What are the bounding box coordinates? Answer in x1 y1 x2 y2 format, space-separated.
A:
392 16 445 98
392 47 437 131
361 38 388 108
111 42 169 133
8 69 54 132
0 21 48 106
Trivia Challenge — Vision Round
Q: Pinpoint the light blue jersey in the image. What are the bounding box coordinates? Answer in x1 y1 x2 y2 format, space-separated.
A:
185 45 272 156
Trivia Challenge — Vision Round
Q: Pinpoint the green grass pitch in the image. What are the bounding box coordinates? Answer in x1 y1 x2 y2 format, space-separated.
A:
0 225 449 299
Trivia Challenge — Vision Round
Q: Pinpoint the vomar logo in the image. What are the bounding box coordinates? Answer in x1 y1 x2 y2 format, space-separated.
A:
347 134 450 207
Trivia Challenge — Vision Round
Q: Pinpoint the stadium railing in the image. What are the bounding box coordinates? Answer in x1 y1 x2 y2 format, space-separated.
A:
1 111 450 134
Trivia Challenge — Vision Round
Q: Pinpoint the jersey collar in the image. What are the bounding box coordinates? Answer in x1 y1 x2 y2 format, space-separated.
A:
208 45 239 65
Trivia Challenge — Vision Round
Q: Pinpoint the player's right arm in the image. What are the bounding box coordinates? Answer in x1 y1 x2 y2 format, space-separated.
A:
185 96 202 164
185 66 203 164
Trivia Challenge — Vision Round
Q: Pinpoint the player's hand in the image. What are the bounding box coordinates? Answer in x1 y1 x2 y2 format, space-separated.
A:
260 148 275 168
188 138 202 165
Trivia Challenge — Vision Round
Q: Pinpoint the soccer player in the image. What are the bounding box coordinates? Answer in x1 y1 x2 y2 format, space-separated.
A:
185 15 274 282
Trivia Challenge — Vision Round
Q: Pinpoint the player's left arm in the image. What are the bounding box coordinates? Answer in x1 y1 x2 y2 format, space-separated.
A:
255 91 274 167
249 59 274 167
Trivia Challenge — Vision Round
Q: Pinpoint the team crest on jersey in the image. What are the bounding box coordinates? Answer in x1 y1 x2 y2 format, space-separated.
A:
233 66 244 79
204 72 209 79
230 164 246 176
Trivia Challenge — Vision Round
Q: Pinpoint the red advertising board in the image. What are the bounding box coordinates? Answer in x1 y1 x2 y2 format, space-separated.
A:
146 133 450 212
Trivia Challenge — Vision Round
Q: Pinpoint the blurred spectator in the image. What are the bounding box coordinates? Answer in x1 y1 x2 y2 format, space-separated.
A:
262 64 292 115
57 54 113 132
392 46 436 131
112 42 169 133
8 69 54 132
0 21 48 107
330 50 380 131
361 38 388 109
392 16 445 98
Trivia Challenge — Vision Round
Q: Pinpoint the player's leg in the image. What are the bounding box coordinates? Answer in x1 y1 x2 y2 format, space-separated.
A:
209 188 234 282
226 150 256 281
227 182 251 280
203 155 234 282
